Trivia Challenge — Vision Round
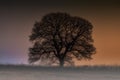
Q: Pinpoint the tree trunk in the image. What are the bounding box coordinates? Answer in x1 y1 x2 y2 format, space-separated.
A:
59 58 64 67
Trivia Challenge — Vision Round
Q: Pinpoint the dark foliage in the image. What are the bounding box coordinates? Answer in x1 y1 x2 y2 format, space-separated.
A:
29 12 96 67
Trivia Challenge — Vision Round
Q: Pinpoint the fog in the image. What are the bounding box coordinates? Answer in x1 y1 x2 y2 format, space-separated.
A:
0 65 120 80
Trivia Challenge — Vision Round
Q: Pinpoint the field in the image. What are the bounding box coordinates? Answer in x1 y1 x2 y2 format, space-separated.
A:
0 65 120 80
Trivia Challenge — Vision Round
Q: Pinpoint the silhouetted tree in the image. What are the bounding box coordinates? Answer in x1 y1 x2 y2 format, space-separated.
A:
29 12 96 67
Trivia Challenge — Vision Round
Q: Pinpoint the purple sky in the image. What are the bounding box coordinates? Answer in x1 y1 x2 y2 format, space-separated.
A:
0 0 120 65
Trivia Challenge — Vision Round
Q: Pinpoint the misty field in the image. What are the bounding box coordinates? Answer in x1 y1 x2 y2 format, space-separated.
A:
0 65 120 80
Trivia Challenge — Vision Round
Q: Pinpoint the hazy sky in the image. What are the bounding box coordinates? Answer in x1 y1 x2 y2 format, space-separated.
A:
0 0 120 65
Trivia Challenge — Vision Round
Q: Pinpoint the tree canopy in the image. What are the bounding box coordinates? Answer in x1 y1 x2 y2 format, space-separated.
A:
29 12 96 67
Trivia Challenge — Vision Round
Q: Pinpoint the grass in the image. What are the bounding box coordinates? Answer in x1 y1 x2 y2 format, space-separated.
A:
0 64 120 80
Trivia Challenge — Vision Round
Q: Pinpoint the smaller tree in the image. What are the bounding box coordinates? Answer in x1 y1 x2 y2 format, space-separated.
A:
29 12 96 67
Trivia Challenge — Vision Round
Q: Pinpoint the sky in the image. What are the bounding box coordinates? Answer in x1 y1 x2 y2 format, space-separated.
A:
0 0 120 65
